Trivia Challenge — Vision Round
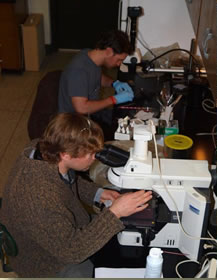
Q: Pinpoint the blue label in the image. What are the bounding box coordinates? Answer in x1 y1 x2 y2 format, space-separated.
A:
189 204 200 215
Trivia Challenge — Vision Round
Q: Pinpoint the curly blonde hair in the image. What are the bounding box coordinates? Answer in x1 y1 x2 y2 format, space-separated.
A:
39 113 104 164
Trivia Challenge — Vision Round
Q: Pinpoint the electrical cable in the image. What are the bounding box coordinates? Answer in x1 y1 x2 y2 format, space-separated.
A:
141 48 205 80
201 258 209 270
196 124 217 149
175 259 200 278
202 98 217 115
148 48 200 67
197 252 217 278
212 124 217 149
204 252 217 258
196 132 217 135
207 230 217 247
175 252 217 278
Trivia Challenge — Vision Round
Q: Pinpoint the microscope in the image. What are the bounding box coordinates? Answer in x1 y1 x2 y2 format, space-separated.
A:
96 122 215 261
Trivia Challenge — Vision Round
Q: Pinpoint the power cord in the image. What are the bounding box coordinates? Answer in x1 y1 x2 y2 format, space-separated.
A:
175 259 200 278
141 48 204 81
196 123 217 149
196 100 217 149
204 230 217 250
201 98 217 115
195 252 217 278
175 252 217 278
147 48 200 68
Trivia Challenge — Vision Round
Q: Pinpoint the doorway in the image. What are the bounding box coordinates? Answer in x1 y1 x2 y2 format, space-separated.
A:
50 0 120 50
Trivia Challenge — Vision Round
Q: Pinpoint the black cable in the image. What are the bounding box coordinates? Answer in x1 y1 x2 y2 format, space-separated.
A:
147 48 200 68
140 48 203 78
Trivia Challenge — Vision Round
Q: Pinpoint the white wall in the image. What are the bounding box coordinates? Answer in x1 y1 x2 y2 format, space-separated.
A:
28 0 195 52
120 0 195 55
28 0 51 44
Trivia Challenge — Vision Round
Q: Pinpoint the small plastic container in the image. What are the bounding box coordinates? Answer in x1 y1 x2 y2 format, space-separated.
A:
145 248 163 278
164 134 193 159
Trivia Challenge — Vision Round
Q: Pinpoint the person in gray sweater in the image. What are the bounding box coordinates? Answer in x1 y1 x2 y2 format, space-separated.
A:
0 113 152 278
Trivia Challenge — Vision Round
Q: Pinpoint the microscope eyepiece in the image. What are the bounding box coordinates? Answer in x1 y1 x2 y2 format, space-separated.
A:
95 144 129 167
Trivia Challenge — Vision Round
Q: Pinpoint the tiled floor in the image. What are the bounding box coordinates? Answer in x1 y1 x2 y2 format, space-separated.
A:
0 51 77 197
0 50 78 277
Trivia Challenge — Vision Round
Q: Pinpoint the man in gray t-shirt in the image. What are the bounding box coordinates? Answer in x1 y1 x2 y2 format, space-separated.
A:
58 48 101 113
58 30 134 139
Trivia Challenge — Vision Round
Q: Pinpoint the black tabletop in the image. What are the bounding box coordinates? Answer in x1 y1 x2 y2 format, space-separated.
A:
92 235 200 278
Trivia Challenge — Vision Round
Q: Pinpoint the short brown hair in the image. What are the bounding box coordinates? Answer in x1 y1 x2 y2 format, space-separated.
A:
95 30 133 55
39 113 104 164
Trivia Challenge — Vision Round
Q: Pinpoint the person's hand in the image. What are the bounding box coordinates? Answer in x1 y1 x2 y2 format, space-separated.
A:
109 190 152 218
114 90 134 104
113 80 133 95
100 189 120 203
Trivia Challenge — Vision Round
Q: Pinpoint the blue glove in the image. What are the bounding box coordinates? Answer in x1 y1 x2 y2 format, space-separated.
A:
114 90 134 104
113 80 133 95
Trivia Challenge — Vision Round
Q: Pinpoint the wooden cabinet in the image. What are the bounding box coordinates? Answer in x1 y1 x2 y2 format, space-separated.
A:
0 0 28 70
186 0 216 106
197 0 216 105
185 0 202 37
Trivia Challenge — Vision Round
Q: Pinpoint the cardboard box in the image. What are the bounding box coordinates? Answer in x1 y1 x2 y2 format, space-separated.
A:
22 14 45 71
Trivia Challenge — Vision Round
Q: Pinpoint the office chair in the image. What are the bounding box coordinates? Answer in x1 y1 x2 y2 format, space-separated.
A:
0 223 18 272
27 70 62 140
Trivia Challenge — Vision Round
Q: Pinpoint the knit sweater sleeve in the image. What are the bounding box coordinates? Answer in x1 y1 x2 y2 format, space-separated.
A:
27 194 124 264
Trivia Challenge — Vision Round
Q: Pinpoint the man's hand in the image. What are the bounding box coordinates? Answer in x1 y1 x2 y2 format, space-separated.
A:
109 190 152 218
100 189 120 203
113 90 134 104
112 80 133 95
112 80 134 104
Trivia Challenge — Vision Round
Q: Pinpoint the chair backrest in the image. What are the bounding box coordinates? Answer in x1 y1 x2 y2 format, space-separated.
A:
0 223 17 257
27 70 62 140
0 223 18 272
